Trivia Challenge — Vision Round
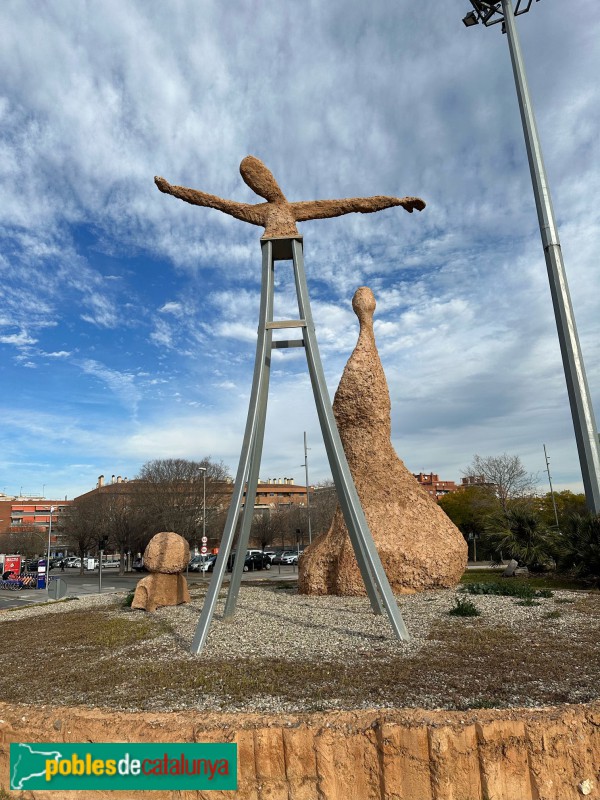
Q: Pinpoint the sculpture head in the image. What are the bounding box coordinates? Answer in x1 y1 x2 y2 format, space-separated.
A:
144 531 190 574
352 286 376 325
240 156 286 202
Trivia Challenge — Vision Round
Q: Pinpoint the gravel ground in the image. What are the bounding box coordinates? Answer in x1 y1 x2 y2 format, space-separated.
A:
1 583 598 713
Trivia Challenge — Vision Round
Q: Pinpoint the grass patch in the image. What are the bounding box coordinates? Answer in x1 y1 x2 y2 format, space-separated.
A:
460 570 585 592
461 582 553 600
0 584 598 713
449 597 480 617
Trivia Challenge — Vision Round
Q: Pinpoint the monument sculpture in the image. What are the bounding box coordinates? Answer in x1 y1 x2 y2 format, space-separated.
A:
132 531 191 612
155 156 426 652
299 287 468 595
155 155 425 238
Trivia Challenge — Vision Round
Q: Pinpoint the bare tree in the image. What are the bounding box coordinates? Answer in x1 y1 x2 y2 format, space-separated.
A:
2 527 47 561
57 499 105 574
249 510 278 551
462 453 538 512
310 480 338 537
135 458 231 548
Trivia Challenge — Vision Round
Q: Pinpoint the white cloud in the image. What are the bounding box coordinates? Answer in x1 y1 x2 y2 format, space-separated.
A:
0 1 598 501
0 331 38 347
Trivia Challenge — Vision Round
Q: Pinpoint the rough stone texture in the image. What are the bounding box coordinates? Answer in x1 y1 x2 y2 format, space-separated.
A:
299 287 467 595
155 155 426 239
131 531 190 612
1 701 599 800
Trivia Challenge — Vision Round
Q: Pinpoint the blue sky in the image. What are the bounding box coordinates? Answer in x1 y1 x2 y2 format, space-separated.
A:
1 1 599 501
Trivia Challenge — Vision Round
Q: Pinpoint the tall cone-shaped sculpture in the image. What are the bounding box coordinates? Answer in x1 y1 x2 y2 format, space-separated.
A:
299 287 467 595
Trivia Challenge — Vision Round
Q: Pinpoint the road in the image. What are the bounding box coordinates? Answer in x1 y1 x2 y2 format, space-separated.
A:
0 564 300 612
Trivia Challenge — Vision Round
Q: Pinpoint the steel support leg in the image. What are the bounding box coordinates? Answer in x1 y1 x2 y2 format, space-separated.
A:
190 242 275 654
290 239 409 641
190 237 410 655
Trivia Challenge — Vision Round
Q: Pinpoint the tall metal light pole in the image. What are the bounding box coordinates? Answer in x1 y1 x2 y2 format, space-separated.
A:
462 0 600 514
46 505 55 588
302 431 313 544
199 466 207 553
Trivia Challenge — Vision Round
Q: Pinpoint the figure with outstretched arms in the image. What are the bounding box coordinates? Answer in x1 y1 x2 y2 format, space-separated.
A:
155 155 425 239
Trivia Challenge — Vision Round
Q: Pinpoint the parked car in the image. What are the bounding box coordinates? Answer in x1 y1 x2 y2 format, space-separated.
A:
203 553 217 572
65 557 81 568
280 550 300 565
132 557 147 572
246 550 272 569
188 555 215 572
226 551 270 572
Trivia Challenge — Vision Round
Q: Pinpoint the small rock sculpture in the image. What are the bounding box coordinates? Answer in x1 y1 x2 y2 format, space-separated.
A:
155 155 425 239
132 531 191 612
299 287 467 595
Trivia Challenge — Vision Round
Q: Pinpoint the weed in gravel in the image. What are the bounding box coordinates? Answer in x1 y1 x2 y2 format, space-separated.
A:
515 599 541 607
449 597 480 617
123 590 135 607
555 597 575 604
544 610 562 619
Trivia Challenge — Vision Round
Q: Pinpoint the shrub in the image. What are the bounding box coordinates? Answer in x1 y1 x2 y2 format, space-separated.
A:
122 590 135 608
449 597 480 617
544 610 562 619
461 582 553 600
554 513 600 585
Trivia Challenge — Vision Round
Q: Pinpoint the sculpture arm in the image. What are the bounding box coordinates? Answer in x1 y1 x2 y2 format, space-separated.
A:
290 195 426 222
154 177 266 226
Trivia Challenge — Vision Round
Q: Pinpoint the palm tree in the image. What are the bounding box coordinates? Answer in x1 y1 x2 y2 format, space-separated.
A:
483 507 556 571
554 513 600 585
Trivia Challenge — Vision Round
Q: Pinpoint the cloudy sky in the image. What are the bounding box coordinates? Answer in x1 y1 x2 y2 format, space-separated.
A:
1 0 599 502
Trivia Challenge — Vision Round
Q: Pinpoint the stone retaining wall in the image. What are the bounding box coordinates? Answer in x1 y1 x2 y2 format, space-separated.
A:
1 701 598 799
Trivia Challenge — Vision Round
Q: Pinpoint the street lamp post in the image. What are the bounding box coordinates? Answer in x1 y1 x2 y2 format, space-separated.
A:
302 431 313 544
462 0 600 513
46 505 55 588
199 467 207 556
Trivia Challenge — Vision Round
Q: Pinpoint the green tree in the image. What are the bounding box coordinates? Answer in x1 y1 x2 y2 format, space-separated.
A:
438 485 499 560
539 490 586 529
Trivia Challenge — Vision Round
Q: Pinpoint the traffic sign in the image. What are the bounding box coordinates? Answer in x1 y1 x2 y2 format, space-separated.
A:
201 546 208 554
201 537 208 544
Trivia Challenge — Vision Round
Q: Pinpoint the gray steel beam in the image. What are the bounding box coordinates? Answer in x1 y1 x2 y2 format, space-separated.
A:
290 239 410 641
223 242 276 617
501 0 600 513
190 242 276 654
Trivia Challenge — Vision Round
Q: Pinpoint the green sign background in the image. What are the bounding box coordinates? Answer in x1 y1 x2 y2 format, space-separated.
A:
10 742 237 791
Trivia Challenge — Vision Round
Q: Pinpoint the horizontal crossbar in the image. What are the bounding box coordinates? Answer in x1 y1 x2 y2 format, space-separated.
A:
271 339 305 349
266 320 307 329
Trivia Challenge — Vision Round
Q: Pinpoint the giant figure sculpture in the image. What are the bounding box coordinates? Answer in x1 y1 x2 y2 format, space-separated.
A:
299 287 468 595
155 155 425 238
155 155 427 650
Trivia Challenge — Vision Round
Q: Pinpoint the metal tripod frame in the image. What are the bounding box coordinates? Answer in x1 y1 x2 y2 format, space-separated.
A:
190 236 409 655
